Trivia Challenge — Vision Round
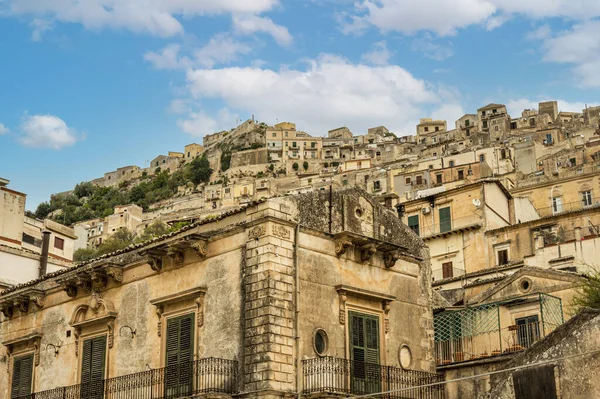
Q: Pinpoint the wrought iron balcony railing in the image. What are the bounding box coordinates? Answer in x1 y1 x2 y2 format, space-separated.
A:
302 357 445 398
15 357 238 399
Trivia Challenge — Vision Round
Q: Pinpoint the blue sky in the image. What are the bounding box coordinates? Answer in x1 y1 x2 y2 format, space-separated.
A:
0 0 599 210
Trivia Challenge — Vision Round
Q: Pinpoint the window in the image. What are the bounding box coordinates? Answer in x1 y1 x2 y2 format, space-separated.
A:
457 170 464 180
225 188 230 194
481 111 486 117
11 354 33 399
449 161 455 167
497 249 509 266
407 215 420 236
405 177 411 185
311 142 316 148
349 312 380 393
466 129 470 136
479 154 485 162
80 336 107 399
442 262 453 279
373 181 381 191
546 133 553 144
582 191 593 207
22 233 40 247
433 137 437 143
495 126 499 132
510 121 517 129
479 137 484 145
416 175 423 185
187 152 190 157
292 142 297 148
552 196 563 214
436 174 443 184
165 314 195 397
465 119 470 127
569 157 576 166
493 108 497 114
285 132 288 137
314 329 328 356
467 168 473 176
54 237 65 250
483 121 488 129
424 127 429 132
439 207 451 233
515 315 540 348
435 126 440 132
272 133 277 137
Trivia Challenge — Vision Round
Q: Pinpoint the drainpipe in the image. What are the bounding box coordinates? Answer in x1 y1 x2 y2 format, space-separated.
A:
39 230 51 277
294 223 302 398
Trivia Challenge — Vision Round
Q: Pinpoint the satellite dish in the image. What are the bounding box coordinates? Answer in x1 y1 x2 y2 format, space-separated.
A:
472 198 481 208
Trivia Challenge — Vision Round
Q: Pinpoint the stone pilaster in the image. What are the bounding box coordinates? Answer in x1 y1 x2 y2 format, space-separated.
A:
243 202 296 393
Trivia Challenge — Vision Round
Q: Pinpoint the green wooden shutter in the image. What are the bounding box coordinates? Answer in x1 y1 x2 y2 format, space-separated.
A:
11 354 33 399
165 313 195 397
349 312 380 394
407 215 420 236
439 207 451 233
80 336 106 399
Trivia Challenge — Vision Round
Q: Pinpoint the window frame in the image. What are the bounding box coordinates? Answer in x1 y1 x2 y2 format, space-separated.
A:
407 214 420 236
11 353 34 399
54 236 65 250
582 190 593 207
438 207 451 233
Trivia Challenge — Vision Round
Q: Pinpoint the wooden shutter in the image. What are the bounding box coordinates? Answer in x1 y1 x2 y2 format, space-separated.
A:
350 312 380 395
165 314 195 397
407 215 419 236
11 355 33 399
442 262 453 279
80 336 106 399
439 207 451 233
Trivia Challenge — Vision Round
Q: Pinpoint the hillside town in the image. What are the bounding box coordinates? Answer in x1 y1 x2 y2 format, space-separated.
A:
2 99 600 399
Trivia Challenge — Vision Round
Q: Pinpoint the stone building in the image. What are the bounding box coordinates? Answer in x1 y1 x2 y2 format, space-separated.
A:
0 189 443 399
73 204 143 251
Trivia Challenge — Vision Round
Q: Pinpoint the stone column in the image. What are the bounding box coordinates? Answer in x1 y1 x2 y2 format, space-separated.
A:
243 202 296 395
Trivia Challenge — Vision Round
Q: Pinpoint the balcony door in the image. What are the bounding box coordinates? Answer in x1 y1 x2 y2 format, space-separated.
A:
349 312 380 395
80 336 106 399
516 315 540 349
11 354 33 399
165 313 195 398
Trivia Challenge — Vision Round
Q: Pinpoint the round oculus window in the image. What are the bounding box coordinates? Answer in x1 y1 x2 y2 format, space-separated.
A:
355 208 363 218
313 329 328 356
519 278 532 293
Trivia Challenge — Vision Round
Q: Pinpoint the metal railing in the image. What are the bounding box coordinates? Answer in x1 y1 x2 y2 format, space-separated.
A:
303 357 445 398
16 357 238 399
535 200 600 218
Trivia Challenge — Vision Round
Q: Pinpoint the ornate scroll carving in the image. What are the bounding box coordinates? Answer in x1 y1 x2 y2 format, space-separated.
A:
334 239 353 256
30 293 45 310
73 327 81 357
195 294 205 328
62 284 78 298
272 225 290 239
384 251 401 269
13 297 29 314
338 291 347 325
360 243 378 263
248 225 266 240
191 240 208 258
383 300 391 334
75 275 92 294
107 319 115 349
0 304 13 318
105 267 123 283
90 271 108 290
155 306 164 337
33 338 41 366
167 247 184 264
148 256 163 272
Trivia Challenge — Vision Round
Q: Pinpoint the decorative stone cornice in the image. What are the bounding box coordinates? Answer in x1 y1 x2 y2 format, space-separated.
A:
248 225 266 240
150 287 207 336
0 289 46 319
56 262 124 298
190 240 208 258
2 333 43 368
69 291 118 355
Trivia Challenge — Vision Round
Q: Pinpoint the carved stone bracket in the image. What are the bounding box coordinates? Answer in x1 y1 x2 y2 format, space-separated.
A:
167 247 184 264
13 297 29 314
105 267 123 283
29 292 45 310
384 251 401 269
61 284 78 298
338 290 347 325
75 275 93 294
360 243 378 263
272 225 290 239
335 239 353 256
248 225 266 240
90 271 108 291
0 304 13 318
0 289 46 318
191 240 208 258
383 300 391 334
148 256 163 272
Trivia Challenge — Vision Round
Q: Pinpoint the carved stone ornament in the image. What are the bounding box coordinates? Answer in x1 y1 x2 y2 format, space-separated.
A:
191 240 208 258
75 275 92 294
0 304 13 318
3 334 42 370
361 243 378 263
335 239 353 256
383 300 391 334
69 293 117 355
30 293 45 310
338 291 347 325
167 247 184 264
13 297 29 314
73 327 81 357
384 251 401 269
248 225 266 240
196 294 205 328
105 267 123 283
148 256 163 272
155 306 164 337
90 271 108 290
272 225 290 239
62 284 78 298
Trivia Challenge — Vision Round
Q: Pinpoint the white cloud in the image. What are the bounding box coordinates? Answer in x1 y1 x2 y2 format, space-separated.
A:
361 41 392 65
8 0 280 37
525 24 551 40
335 12 370 35
541 20 600 88
506 98 594 116
183 54 455 135
177 108 239 137
30 18 53 41
345 0 600 36
19 115 82 149
232 14 293 46
411 36 453 60
145 34 252 70
0 123 9 135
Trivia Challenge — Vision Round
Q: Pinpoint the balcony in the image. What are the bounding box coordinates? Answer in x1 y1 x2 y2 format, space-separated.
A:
434 293 564 366
18 357 238 399
302 357 444 398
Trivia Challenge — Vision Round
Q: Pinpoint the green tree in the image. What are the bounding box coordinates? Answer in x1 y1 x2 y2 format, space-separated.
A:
34 202 54 219
268 164 274 171
573 268 600 311
73 182 95 198
73 247 99 263
96 228 137 256
220 151 232 172
303 161 309 171
187 155 213 184
137 220 169 242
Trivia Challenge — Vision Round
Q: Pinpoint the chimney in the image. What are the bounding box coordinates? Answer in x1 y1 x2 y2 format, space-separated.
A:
39 230 51 277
